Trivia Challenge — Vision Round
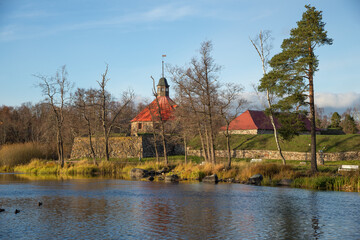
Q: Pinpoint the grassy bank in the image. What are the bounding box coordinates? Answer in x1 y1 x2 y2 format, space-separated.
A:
7 157 360 192
189 134 360 152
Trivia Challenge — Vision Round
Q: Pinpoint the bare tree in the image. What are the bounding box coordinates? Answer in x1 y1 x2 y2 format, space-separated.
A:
169 66 210 163
74 88 98 164
250 30 286 165
97 64 134 161
35 65 72 167
218 83 247 168
184 41 220 164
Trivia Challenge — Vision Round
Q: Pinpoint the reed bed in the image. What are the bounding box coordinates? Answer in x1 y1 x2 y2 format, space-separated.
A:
0 142 45 167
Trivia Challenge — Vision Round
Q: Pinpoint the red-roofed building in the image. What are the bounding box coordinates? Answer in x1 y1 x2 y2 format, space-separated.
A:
131 77 177 135
220 110 317 135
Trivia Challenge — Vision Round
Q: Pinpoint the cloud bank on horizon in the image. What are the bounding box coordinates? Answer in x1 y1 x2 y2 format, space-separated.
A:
315 92 360 113
240 92 360 115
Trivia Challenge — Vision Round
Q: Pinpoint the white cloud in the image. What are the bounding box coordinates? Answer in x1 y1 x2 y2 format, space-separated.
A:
315 92 360 109
0 3 196 42
240 91 360 114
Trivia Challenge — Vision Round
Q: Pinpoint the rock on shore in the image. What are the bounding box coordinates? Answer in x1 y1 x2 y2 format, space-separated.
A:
165 174 180 183
130 168 149 179
247 174 263 185
202 174 219 184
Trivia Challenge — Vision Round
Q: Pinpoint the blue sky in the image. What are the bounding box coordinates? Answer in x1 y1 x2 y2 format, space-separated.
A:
0 0 359 113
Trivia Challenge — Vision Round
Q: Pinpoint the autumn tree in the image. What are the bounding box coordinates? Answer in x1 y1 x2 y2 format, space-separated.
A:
35 65 73 167
260 5 333 173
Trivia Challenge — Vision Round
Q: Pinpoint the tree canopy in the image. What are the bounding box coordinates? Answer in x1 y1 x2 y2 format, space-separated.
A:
259 5 332 173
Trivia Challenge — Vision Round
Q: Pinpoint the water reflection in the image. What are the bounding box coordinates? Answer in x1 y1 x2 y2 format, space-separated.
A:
0 174 359 239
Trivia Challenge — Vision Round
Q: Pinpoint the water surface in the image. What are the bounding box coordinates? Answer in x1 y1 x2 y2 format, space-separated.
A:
0 174 359 239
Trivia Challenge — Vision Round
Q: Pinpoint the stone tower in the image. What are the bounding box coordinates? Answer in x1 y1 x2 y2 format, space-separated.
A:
157 77 169 97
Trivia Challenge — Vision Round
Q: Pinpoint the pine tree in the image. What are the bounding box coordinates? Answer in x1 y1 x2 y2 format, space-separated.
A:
330 112 341 128
260 5 333 173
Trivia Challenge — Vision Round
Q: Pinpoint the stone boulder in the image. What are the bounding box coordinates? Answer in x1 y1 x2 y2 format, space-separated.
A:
247 174 263 186
156 167 170 175
278 179 293 186
165 174 180 183
202 174 219 184
130 168 149 179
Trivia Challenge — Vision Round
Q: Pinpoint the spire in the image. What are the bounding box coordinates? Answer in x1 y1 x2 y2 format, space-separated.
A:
162 54 166 78
157 54 169 97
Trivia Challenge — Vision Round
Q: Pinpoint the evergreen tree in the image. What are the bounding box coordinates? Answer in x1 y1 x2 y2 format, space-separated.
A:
330 112 341 128
259 5 332 173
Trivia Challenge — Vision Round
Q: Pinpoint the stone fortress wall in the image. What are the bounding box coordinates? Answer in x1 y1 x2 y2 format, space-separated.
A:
70 135 183 159
71 135 359 162
187 149 360 162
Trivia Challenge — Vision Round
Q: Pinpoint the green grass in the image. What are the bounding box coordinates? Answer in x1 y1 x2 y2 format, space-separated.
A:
189 134 360 152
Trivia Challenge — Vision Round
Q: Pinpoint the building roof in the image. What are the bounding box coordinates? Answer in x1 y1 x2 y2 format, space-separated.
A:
131 96 177 122
157 77 169 87
220 110 313 131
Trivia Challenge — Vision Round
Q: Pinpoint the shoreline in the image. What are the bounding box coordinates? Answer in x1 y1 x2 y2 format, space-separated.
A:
2 158 359 192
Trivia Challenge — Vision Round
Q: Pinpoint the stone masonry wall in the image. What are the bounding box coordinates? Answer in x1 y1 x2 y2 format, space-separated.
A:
187 149 360 162
71 136 143 159
71 135 185 159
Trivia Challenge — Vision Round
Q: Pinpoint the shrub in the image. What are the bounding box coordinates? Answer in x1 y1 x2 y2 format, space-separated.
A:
0 143 46 167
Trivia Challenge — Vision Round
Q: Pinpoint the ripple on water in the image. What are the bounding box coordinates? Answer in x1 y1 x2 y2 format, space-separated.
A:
0 176 360 239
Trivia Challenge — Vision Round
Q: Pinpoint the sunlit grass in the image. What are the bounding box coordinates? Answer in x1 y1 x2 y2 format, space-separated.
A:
189 134 360 152
6 156 360 192
0 142 45 167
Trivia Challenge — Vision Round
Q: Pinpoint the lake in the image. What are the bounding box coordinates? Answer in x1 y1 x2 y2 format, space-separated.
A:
0 173 359 239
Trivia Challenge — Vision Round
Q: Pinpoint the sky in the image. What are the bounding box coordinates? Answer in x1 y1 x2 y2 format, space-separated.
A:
0 0 359 114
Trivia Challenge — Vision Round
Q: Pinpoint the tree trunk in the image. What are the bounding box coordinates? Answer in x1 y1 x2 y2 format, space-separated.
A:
160 123 168 165
309 74 318 173
104 133 109 161
226 130 231 169
198 126 208 162
204 125 211 163
57 130 64 168
183 134 187 165
309 47 318 173
88 131 96 165
267 90 286 165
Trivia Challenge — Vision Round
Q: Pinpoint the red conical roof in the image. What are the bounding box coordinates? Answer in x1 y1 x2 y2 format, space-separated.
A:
220 110 313 131
131 96 177 122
